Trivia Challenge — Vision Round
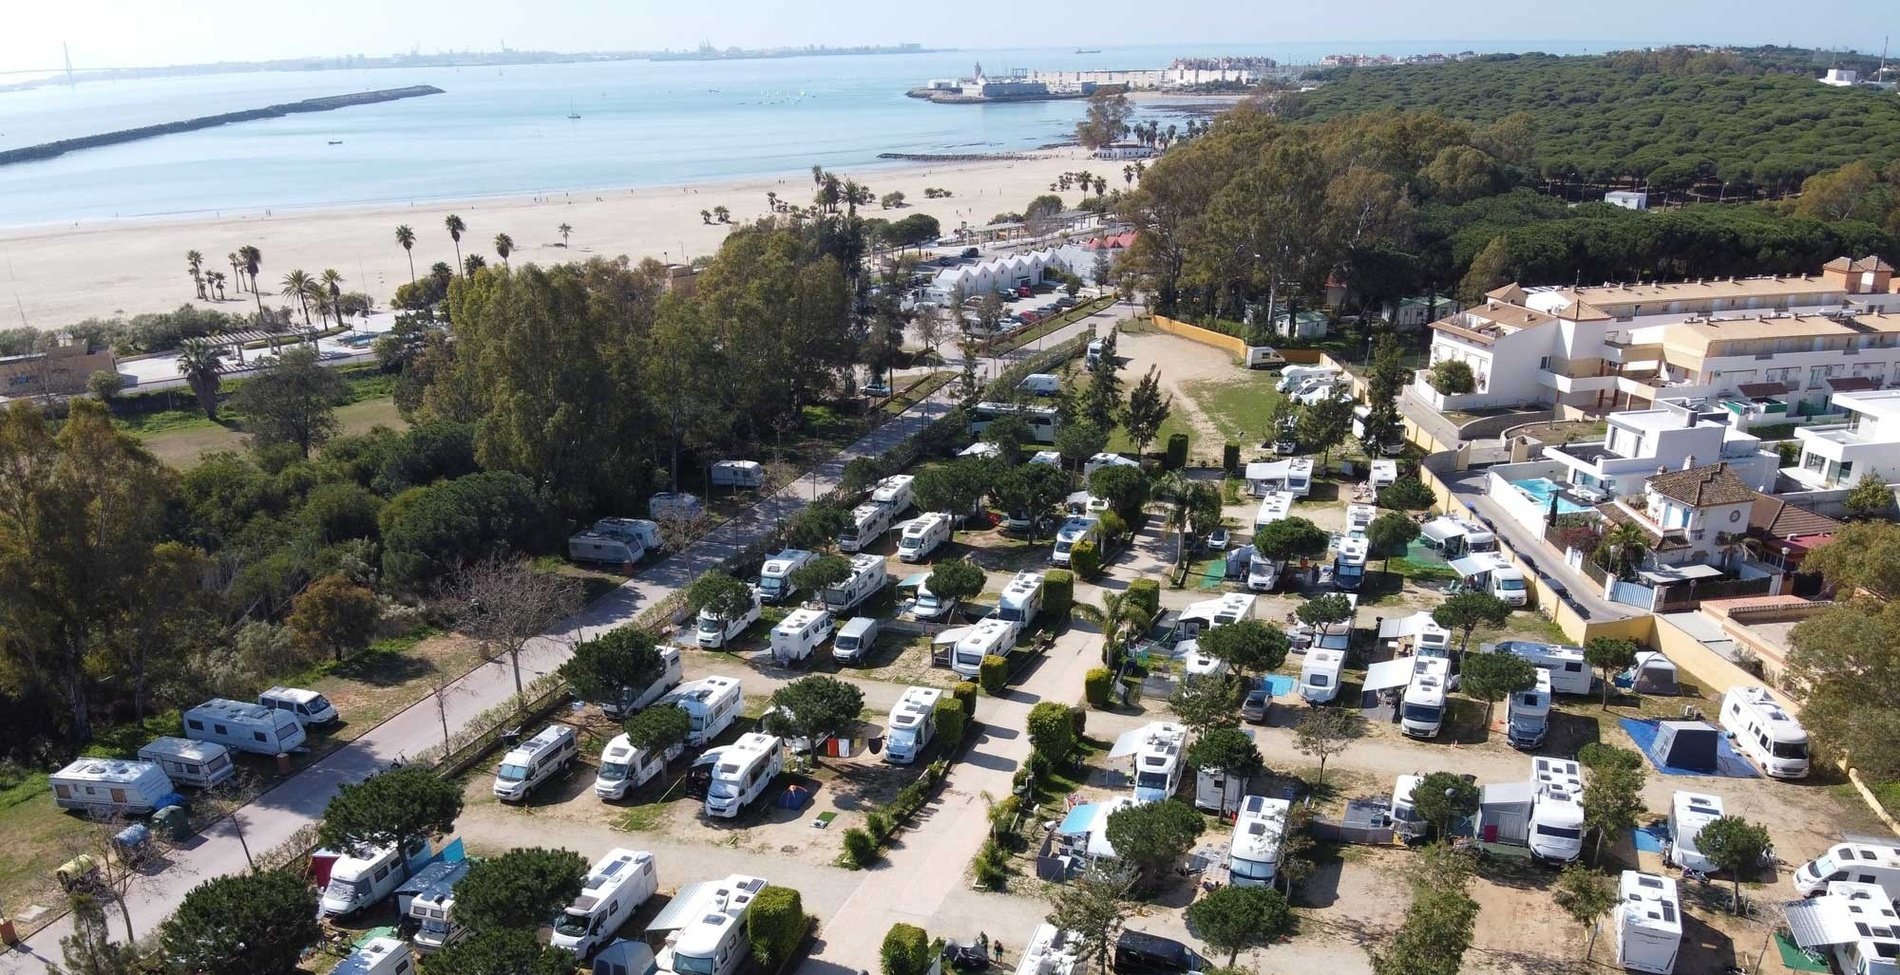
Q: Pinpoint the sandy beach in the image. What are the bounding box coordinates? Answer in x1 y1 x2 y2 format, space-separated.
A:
0 148 1111 328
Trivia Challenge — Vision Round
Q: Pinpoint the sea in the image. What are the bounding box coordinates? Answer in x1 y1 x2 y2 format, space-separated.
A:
0 41 1611 228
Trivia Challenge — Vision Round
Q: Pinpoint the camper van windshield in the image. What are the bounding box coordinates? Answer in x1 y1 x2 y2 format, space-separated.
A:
1535 825 1582 840
498 763 529 782
1231 856 1275 882
1391 803 1422 824
420 917 452 937
890 727 918 748
1136 770 1169 790
1401 703 1442 723
554 910 591 937
697 617 724 634
1497 577 1526 591
674 953 717 975
1772 740 1808 759
330 875 373 899
1054 539 1074 555
599 761 629 781
709 781 739 799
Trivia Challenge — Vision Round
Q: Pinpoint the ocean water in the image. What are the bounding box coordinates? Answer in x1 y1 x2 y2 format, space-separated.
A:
0 41 1607 227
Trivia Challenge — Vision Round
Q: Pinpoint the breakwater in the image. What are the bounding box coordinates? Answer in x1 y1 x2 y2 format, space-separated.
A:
0 85 445 166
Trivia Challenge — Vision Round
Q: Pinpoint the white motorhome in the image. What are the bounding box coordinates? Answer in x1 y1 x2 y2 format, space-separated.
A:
1051 516 1102 567
335 937 415 975
1283 458 1315 497
600 645 684 719
710 460 764 490
871 474 916 513
1399 657 1450 739
1112 721 1188 804
831 616 881 664
1180 592 1258 636
1665 791 1724 874
970 401 1060 442
1245 548 1284 593
1332 536 1369 591
1504 669 1553 749
494 724 579 801
1276 364 1339 393
1086 340 1106 368
1389 773 1428 841
1227 795 1291 888
665 677 744 747
695 588 762 649
1244 345 1285 369
1720 685 1811 778
49 759 175 816
885 687 944 764
838 502 892 553
1251 490 1293 536
705 734 784 818
183 698 307 755
1029 450 1062 467
1613 872 1682 975
136 737 234 789
952 617 1019 678
1528 756 1586 863
1792 843 1900 899
595 734 683 800
1790 882 1900 975
553 849 660 957
1020 373 1062 397
770 608 835 665
897 512 954 562
1344 503 1376 539
320 841 430 918
755 549 815 604
570 518 664 565
655 875 769 975
909 580 960 622
257 686 339 727
996 571 1045 629
1368 459 1399 490
399 859 472 952
1299 648 1345 704
822 553 888 615
1490 640 1592 695
1489 564 1529 606
1083 452 1139 479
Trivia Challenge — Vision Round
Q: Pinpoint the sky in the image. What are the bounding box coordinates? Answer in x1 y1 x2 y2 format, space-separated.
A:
3 0 1893 69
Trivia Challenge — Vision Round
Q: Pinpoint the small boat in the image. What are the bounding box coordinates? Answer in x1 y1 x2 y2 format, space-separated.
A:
566 101 581 120
1075 48 1101 54
327 140 342 145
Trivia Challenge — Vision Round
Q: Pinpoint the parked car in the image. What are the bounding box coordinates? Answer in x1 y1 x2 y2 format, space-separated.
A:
861 382 892 398
1054 296 1077 308
1240 685 1270 723
1206 527 1229 551
1113 930 1207 975
1016 285 1033 298
1021 311 1043 325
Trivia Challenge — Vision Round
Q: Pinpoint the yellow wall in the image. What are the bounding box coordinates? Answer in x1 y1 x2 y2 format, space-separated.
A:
1651 614 1770 698
1152 314 1248 357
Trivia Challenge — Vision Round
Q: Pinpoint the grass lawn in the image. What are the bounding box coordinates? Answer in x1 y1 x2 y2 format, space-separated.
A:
1104 409 1194 456
137 395 408 468
1181 371 1287 444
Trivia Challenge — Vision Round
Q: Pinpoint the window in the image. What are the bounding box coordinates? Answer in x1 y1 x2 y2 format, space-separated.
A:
187 719 204 731
214 724 228 735
253 732 267 742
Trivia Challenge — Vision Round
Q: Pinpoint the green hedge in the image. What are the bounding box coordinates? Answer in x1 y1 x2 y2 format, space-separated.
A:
1222 442 1240 474
978 654 1008 695
1164 433 1189 470
1070 539 1101 579
933 697 967 751
1044 569 1074 623
882 924 934 975
1083 667 1114 709
1126 578 1160 620
952 681 978 716
747 885 807 968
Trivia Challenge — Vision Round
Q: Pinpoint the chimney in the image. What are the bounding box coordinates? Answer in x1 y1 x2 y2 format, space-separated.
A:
1681 454 1696 471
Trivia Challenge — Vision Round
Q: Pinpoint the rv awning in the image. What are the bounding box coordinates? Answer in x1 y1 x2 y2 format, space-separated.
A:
898 573 929 589
1363 658 1417 693
1782 899 1840 951
1637 564 1727 584
648 880 717 933
1420 517 1468 545
933 627 972 646
1109 723 1167 759
1449 554 1500 579
1480 781 1535 806
1378 612 1442 639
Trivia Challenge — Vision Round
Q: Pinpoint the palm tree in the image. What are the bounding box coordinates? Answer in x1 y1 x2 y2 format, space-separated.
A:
444 214 467 276
280 269 315 330
463 254 486 277
176 339 226 419
1602 521 1651 579
493 233 513 267
711 206 730 224
395 224 417 283
186 250 206 299
320 269 344 331
208 271 227 300
239 246 264 319
1157 472 1222 568
226 252 243 293
557 223 573 248
1073 590 1160 670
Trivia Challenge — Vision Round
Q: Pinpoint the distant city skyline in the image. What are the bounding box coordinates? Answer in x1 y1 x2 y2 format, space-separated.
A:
3 0 1894 72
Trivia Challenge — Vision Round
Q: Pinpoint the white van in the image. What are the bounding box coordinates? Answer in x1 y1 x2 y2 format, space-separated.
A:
553 849 660 957
885 687 944 764
822 553 888 615
1490 640 1592 695
1399 657 1450 739
320 842 428 917
49 759 175 816
710 460 764 490
996 571 1044 629
257 686 339 727
1528 756 1586 863
831 616 882 664
1504 669 1553 749
1227 795 1291 887
872 474 916 513
695 589 762 649
137 736 235 789
183 698 307 756
838 502 892 553
1019 373 1062 397
897 512 953 563
1793 843 1900 898
593 940 660 975
1086 339 1106 368
335 936 415 975
1051 516 1102 567
493 724 580 802
664 677 744 747
952 617 1018 677
1720 685 1811 778
1244 345 1285 369
1332 536 1369 591
1299 648 1345 704
1490 565 1529 606
1665 791 1724 874
595 734 683 800
1283 458 1314 498
655 876 769 975
705 733 783 818
399 859 472 952
756 549 815 604
600 645 684 720
770 608 835 665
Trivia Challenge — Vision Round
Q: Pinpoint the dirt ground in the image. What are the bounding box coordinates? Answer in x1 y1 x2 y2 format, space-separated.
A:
1111 329 1235 449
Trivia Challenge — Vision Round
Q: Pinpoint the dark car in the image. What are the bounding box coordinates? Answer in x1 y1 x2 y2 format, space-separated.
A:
1113 930 1207 975
1054 296 1077 308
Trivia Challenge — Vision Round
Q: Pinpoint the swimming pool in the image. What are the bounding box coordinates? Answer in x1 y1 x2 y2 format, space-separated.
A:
1511 477 1594 515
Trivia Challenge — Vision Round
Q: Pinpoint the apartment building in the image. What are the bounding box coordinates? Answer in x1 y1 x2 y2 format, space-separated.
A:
0 339 118 399
1786 387 1900 488
1417 256 1900 413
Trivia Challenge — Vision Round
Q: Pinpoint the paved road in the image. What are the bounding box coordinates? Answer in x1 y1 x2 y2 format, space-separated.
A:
115 311 399 392
4 303 1121 973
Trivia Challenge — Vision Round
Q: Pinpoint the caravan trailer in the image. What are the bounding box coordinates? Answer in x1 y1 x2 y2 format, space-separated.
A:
1332 537 1369 591
1490 641 1593 695
705 734 783 818
1252 490 1293 536
1792 843 1900 899
1528 756 1586 863
872 474 917 513
1051 516 1102 567
493 724 579 802
183 698 307 755
1344 504 1376 539
136 737 234 789
600 646 684 719
770 608 835 665
335 937 415 975
595 734 682 800
1504 670 1553 749
952 618 1019 678
1613 872 1683 975
49 759 176 816
822 554 888 616
885 687 944 764
710 460 764 490
1299 648 1345 704
1788 882 1900 975
996 571 1045 629
1719 686 1811 778
970 401 1060 442
755 550 815 604
1283 458 1315 498
552 849 660 957
1226 795 1292 888
399 859 472 952
898 512 954 563
1399 657 1450 739
665 677 744 747
320 841 432 918
655 875 769 975
837 503 892 553
695 588 762 649
1665 791 1724 874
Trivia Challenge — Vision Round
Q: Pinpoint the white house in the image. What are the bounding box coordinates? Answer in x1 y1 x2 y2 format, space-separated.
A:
1392 294 1462 329
1604 191 1649 211
1544 401 1777 501
1093 144 1157 160
1820 68 1860 87
1276 310 1330 340
1786 387 1900 488
1598 462 1760 567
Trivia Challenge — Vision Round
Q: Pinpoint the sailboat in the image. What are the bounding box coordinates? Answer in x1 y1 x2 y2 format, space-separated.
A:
566 101 581 120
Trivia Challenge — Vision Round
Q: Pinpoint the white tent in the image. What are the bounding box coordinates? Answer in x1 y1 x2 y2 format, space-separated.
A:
1377 612 1448 642
1419 516 1469 550
1363 658 1418 693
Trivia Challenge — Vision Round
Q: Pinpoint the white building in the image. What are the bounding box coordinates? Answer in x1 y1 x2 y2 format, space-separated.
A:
1597 462 1761 567
1604 190 1650 211
1787 387 1900 488
1820 68 1860 87
1392 294 1462 329
1544 401 1776 501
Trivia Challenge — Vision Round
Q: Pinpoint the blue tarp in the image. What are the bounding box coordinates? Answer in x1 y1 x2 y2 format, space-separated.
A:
1619 718 1760 778
1632 822 1669 854
1059 803 1098 835
1261 674 1295 697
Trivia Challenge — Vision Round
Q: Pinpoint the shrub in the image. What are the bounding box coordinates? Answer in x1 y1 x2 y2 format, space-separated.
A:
1165 433 1189 470
1084 667 1115 708
1098 510 1128 544
1126 578 1161 620
952 681 979 716
973 837 1009 890
882 923 933 975
933 697 967 749
1028 701 1077 763
978 654 1009 694
1429 359 1476 395
1376 477 1436 512
1044 569 1075 623
865 809 895 843
747 885 807 970
1071 539 1101 578
843 828 879 868
1222 442 1240 474
1069 704 1088 740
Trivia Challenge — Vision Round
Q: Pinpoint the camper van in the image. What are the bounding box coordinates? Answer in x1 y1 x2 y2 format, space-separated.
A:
1344 504 1376 539
1528 756 1586 863
664 677 744 747
600 646 684 719
695 588 762 649
1390 774 1429 841
1504 670 1553 749
1489 564 1529 606
710 460 764 490
1029 450 1062 468
1252 490 1293 536
183 698 307 755
952 617 1019 678
1283 458 1315 498
1299 648 1345 704
1792 843 1900 899
837 503 892 553
1399 657 1450 739
705 734 784 818
831 617 881 664
136 737 234 789
257 686 339 727
872 474 917 513
755 550 815 604
770 608 835 665
1083 452 1139 480
1180 592 1258 637
1086 340 1106 368
1795 883 1900 975
320 841 431 918
1665 791 1724 874
1051 516 1103 567
909 580 960 622
970 401 1060 442
1613 872 1682 975
1020 373 1062 397
1490 640 1592 695
1332 537 1369 591
552 849 660 957
49 759 176 816
996 571 1045 628
1275 365 1338 392
898 512 954 563
1245 548 1284 593
1126 722 1189 804
335 937 415 975
494 724 580 802
822 554 888 615
595 734 683 800
1227 795 1292 888
1720 686 1811 778
885 687 944 764
400 859 473 952
1245 345 1285 369
655 875 769 975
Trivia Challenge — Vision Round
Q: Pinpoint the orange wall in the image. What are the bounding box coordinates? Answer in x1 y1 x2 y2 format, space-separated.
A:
1151 314 1247 357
